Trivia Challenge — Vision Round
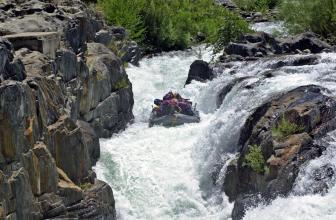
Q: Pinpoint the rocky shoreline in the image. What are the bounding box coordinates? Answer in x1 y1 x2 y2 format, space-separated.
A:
0 0 140 219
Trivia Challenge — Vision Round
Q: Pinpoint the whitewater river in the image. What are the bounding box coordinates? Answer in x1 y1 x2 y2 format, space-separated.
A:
95 36 336 219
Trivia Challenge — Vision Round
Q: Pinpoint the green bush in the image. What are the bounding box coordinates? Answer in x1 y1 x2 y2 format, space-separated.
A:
272 116 304 139
213 14 251 53
98 0 146 42
80 182 92 190
233 0 280 12
114 78 129 90
243 145 266 173
98 0 250 51
279 0 336 38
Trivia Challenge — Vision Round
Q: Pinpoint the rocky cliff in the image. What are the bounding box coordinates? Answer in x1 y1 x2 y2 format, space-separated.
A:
0 0 137 219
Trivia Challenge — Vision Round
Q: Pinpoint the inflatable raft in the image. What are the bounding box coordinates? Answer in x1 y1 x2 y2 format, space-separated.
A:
149 111 200 127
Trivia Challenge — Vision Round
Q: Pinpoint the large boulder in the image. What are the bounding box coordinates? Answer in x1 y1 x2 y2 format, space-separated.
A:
185 60 214 85
282 32 331 54
222 85 336 219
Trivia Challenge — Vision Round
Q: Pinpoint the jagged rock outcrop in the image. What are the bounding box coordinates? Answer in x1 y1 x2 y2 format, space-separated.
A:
222 85 336 220
0 0 136 219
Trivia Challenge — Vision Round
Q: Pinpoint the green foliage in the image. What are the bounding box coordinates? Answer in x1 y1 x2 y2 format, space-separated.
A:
114 78 129 90
98 0 146 42
98 0 250 51
213 14 251 53
272 116 304 139
279 0 336 38
80 182 92 190
233 0 280 12
243 145 266 173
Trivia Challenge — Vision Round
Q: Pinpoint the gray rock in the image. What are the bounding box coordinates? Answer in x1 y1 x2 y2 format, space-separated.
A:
77 120 100 166
55 49 78 82
282 32 331 54
9 168 42 220
185 60 214 85
120 41 142 66
3 32 60 58
47 115 91 184
95 29 113 46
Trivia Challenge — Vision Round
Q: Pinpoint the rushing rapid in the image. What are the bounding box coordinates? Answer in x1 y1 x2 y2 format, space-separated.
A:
95 39 336 220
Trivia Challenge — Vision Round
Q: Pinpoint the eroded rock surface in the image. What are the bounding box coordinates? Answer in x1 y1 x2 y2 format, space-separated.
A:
0 0 135 219
222 85 336 219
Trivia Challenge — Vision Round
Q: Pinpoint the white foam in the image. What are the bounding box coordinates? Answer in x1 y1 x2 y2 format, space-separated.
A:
95 42 336 220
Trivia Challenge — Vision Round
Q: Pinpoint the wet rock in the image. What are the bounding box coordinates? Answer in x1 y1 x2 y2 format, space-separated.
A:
216 77 248 107
225 43 260 57
222 85 336 219
270 54 320 69
185 60 214 85
232 194 265 220
282 32 331 54
223 32 330 62
120 40 142 66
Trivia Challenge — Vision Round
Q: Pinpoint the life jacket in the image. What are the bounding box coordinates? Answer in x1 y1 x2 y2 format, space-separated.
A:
163 92 174 100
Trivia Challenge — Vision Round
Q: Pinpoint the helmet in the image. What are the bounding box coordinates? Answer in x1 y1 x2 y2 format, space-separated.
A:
154 99 162 106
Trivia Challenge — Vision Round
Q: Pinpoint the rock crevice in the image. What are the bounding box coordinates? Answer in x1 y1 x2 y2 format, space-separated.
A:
0 0 136 219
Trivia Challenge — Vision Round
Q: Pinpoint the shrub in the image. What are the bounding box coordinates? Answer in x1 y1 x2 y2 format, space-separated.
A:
279 0 336 38
98 0 250 51
114 78 129 90
97 0 146 42
80 182 92 190
272 116 304 139
213 13 251 53
243 145 266 173
233 0 280 12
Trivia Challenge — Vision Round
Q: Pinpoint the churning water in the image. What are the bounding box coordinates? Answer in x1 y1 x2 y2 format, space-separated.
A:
95 42 336 219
